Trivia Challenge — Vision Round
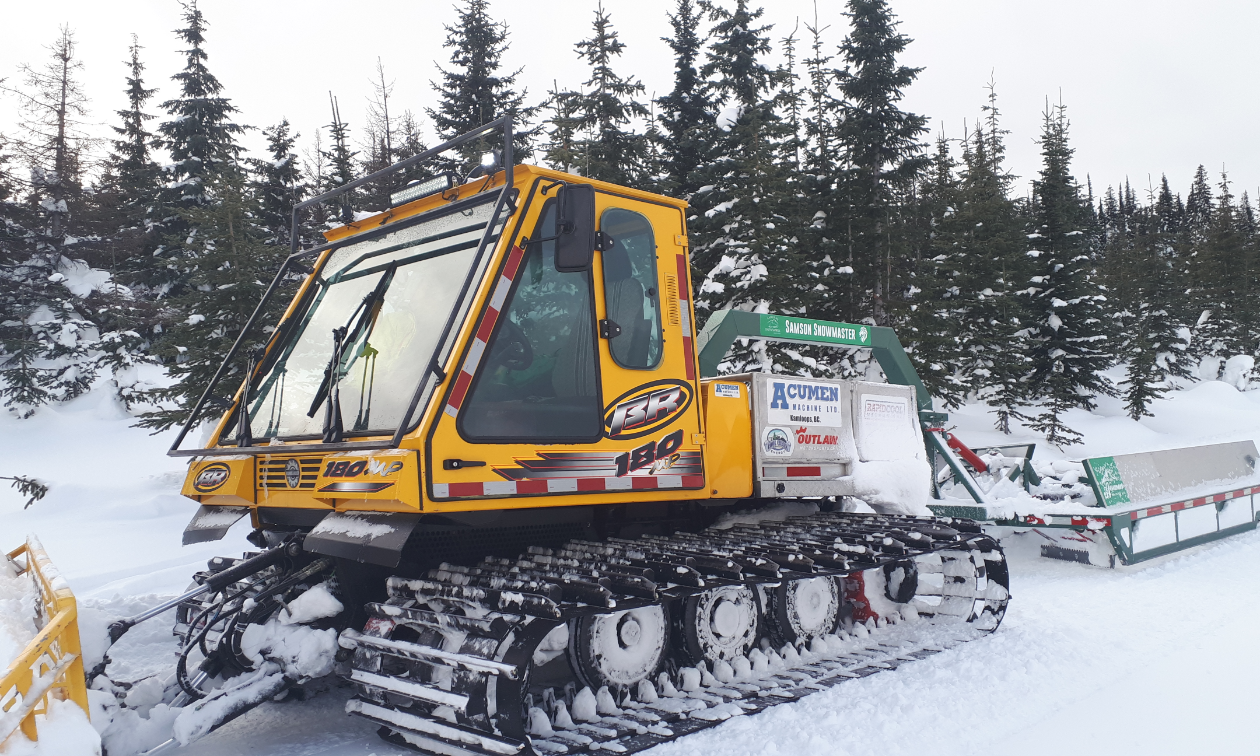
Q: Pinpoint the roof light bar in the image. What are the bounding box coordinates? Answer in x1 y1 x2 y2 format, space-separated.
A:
390 174 455 208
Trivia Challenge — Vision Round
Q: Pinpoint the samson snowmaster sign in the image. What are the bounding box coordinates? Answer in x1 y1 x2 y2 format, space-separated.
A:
70 119 1009 755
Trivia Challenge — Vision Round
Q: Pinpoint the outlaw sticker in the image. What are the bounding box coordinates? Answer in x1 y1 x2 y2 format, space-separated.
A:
604 380 694 440
794 427 839 449
193 462 231 493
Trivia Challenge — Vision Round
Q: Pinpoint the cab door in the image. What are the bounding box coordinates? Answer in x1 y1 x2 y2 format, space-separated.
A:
589 195 704 485
424 182 704 508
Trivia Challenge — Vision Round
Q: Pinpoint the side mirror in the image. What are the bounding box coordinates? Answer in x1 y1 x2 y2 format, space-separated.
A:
554 184 596 273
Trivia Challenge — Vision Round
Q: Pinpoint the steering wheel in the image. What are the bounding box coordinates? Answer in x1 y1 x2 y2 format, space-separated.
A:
488 319 534 371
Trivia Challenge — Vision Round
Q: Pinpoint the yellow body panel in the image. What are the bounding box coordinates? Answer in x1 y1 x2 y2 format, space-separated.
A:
182 455 255 506
700 379 754 499
181 165 758 517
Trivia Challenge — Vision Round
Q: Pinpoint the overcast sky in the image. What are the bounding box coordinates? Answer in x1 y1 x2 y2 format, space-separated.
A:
3 0 1257 205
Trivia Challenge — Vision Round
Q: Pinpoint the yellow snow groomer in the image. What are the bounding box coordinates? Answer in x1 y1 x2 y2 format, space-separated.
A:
121 119 1008 754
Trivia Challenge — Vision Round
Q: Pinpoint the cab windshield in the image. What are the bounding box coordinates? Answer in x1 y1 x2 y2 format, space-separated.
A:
241 197 504 440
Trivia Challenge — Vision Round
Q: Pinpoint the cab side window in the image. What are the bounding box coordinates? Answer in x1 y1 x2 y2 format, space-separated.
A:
600 208 662 369
459 202 601 441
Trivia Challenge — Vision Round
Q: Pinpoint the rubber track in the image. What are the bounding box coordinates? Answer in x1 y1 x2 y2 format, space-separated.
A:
341 511 1010 756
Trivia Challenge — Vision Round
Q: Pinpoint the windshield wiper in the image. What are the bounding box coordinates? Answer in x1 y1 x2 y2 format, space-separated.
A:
306 261 399 423
321 327 347 443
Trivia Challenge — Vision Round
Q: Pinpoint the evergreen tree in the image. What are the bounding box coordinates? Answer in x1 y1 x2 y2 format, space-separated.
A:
88 34 166 407
97 35 162 275
140 168 286 430
801 13 839 175
655 0 714 197
428 0 534 169
690 1 807 374
0 131 45 415
249 119 306 246
540 79 582 174
1183 164 1213 242
905 131 967 406
1118 217 1190 419
830 0 929 327
0 26 104 412
1024 102 1113 446
551 2 651 185
389 110 434 194
321 94 358 224
152 0 247 295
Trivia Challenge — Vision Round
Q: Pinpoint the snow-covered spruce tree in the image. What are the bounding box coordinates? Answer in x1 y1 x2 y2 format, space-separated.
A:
956 89 1034 432
655 0 715 197
791 13 857 354
96 35 162 279
1023 102 1113 447
139 167 287 431
549 3 651 186
0 26 109 413
1116 209 1191 419
151 0 247 298
689 1 810 373
828 0 928 328
249 119 307 247
1201 172 1256 367
321 94 358 225
428 0 534 170
84 35 168 407
904 131 968 406
0 132 47 414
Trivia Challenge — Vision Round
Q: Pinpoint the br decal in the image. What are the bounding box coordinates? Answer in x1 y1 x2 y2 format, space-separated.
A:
604 380 693 440
193 462 231 493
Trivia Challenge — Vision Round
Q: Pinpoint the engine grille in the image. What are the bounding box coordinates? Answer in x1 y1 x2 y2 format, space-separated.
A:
256 457 322 490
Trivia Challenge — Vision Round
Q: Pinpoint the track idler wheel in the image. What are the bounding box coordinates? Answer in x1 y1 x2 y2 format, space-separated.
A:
569 605 670 691
768 576 841 647
677 585 761 665
883 559 918 604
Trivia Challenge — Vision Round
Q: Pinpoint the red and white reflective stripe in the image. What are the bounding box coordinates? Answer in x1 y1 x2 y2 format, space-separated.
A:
675 254 696 381
786 466 822 477
1023 514 1111 529
445 245 527 418
433 474 706 499
1129 487 1252 520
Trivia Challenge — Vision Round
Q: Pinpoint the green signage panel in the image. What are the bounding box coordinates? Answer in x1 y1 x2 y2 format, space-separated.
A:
758 314 871 347
1087 456 1132 508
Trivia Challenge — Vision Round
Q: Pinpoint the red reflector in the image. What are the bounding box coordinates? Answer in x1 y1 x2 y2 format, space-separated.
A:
786 467 821 477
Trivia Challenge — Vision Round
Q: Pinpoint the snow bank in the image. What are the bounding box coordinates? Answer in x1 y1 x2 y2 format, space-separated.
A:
0 387 254 598
852 459 932 516
2 697 102 756
1 554 39 672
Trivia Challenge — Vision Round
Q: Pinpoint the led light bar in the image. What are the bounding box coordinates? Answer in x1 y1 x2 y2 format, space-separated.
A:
390 173 454 207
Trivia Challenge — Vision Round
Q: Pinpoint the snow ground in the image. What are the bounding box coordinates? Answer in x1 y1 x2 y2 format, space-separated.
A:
4 376 1260 755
